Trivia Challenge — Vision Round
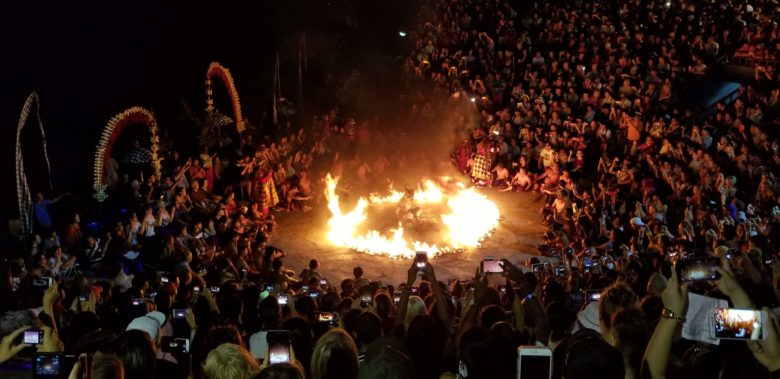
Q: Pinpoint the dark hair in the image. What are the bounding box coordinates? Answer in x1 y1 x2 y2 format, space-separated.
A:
113 330 156 379
479 305 506 329
353 266 363 278
373 292 392 319
252 363 305 379
259 296 281 331
611 309 651 377
563 329 625 379
354 312 382 348
598 284 639 329
405 315 448 379
90 352 124 379
309 259 319 269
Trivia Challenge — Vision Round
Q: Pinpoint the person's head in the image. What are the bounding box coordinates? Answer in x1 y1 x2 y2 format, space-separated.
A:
259 296 281 330
372 292 392 319
404 296 427 330
353 266 364 279
609 309 651 376
112 330 156 379
203 343 260 379
90 352 125 379
598 284 639 337
310 329 359 379
479 304 507 329
562 329 625 379
309 259 319 270
354 311 382 350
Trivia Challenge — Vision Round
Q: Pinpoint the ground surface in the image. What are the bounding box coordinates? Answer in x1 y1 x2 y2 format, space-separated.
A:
268 188 547 285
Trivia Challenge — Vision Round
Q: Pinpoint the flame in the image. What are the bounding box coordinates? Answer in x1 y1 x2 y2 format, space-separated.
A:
324 173 498 259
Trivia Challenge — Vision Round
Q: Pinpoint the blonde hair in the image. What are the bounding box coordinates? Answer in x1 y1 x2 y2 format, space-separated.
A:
310 329 359 379
404 295 427 330
203 343 260 379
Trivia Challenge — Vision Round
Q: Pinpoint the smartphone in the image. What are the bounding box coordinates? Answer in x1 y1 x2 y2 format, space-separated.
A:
585 290 602 302
711 308 767 340
266 330 291 364
78 294 88 302
33 353 61 379
555 266 566 277
278 294 288 305
160 276 170 284
415 251 428 271
480 259 503 274
266 284 276 293
132 298 144 306
320 278 327 285
316 312 335 323
531 263 545 274
361 295 372 307
676 257 720 282
765 257 775 266
517 346 553 379
24 330 44 345
393 291 401 305
583 258 593 267
32 277 52 290
161 336 189 354
302 285 309 294
309 290 320 299
410 287 419 294
209 286 220 293
240 268 248 281
175 338 190 353
193 286 201 293
173 308 187 319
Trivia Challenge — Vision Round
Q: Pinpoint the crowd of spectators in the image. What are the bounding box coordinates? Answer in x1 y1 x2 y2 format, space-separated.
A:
5 0 780 378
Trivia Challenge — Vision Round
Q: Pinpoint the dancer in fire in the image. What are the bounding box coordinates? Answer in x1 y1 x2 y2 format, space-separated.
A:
396 187 421 223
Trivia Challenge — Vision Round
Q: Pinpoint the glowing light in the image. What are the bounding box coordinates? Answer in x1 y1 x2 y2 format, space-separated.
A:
398 31 407 37
324 174 499 259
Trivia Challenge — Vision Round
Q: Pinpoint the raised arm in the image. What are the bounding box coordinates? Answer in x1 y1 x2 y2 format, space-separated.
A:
643 269 688 379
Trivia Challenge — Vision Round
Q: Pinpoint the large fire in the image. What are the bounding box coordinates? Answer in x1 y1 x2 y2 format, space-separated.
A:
324 174 500 259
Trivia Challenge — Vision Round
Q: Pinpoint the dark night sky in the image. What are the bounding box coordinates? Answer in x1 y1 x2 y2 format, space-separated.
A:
0 0 418 219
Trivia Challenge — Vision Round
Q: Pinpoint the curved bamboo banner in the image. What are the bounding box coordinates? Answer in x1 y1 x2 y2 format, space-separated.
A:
93 107 161 202
15 92 53 240
206 62 245 133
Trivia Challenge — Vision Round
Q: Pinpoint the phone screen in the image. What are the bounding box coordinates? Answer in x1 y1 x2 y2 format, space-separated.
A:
677 257 720 282
481 260 503 273
585 290 602 302
24 330 43 345
278 294 288 305
519 353 552 379
33 353 61 379
173 309 187 319
712 308 765 340
266 331 291 364
415 252 428 270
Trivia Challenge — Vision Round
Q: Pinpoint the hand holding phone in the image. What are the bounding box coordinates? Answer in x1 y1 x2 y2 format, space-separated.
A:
266 330 291 364
415 252 428 272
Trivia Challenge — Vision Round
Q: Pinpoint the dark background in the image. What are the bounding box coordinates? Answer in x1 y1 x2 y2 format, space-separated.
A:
0 0 421 220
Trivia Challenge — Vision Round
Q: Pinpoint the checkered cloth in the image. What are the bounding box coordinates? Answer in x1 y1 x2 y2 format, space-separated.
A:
124 147 154 164
471 154 491 180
